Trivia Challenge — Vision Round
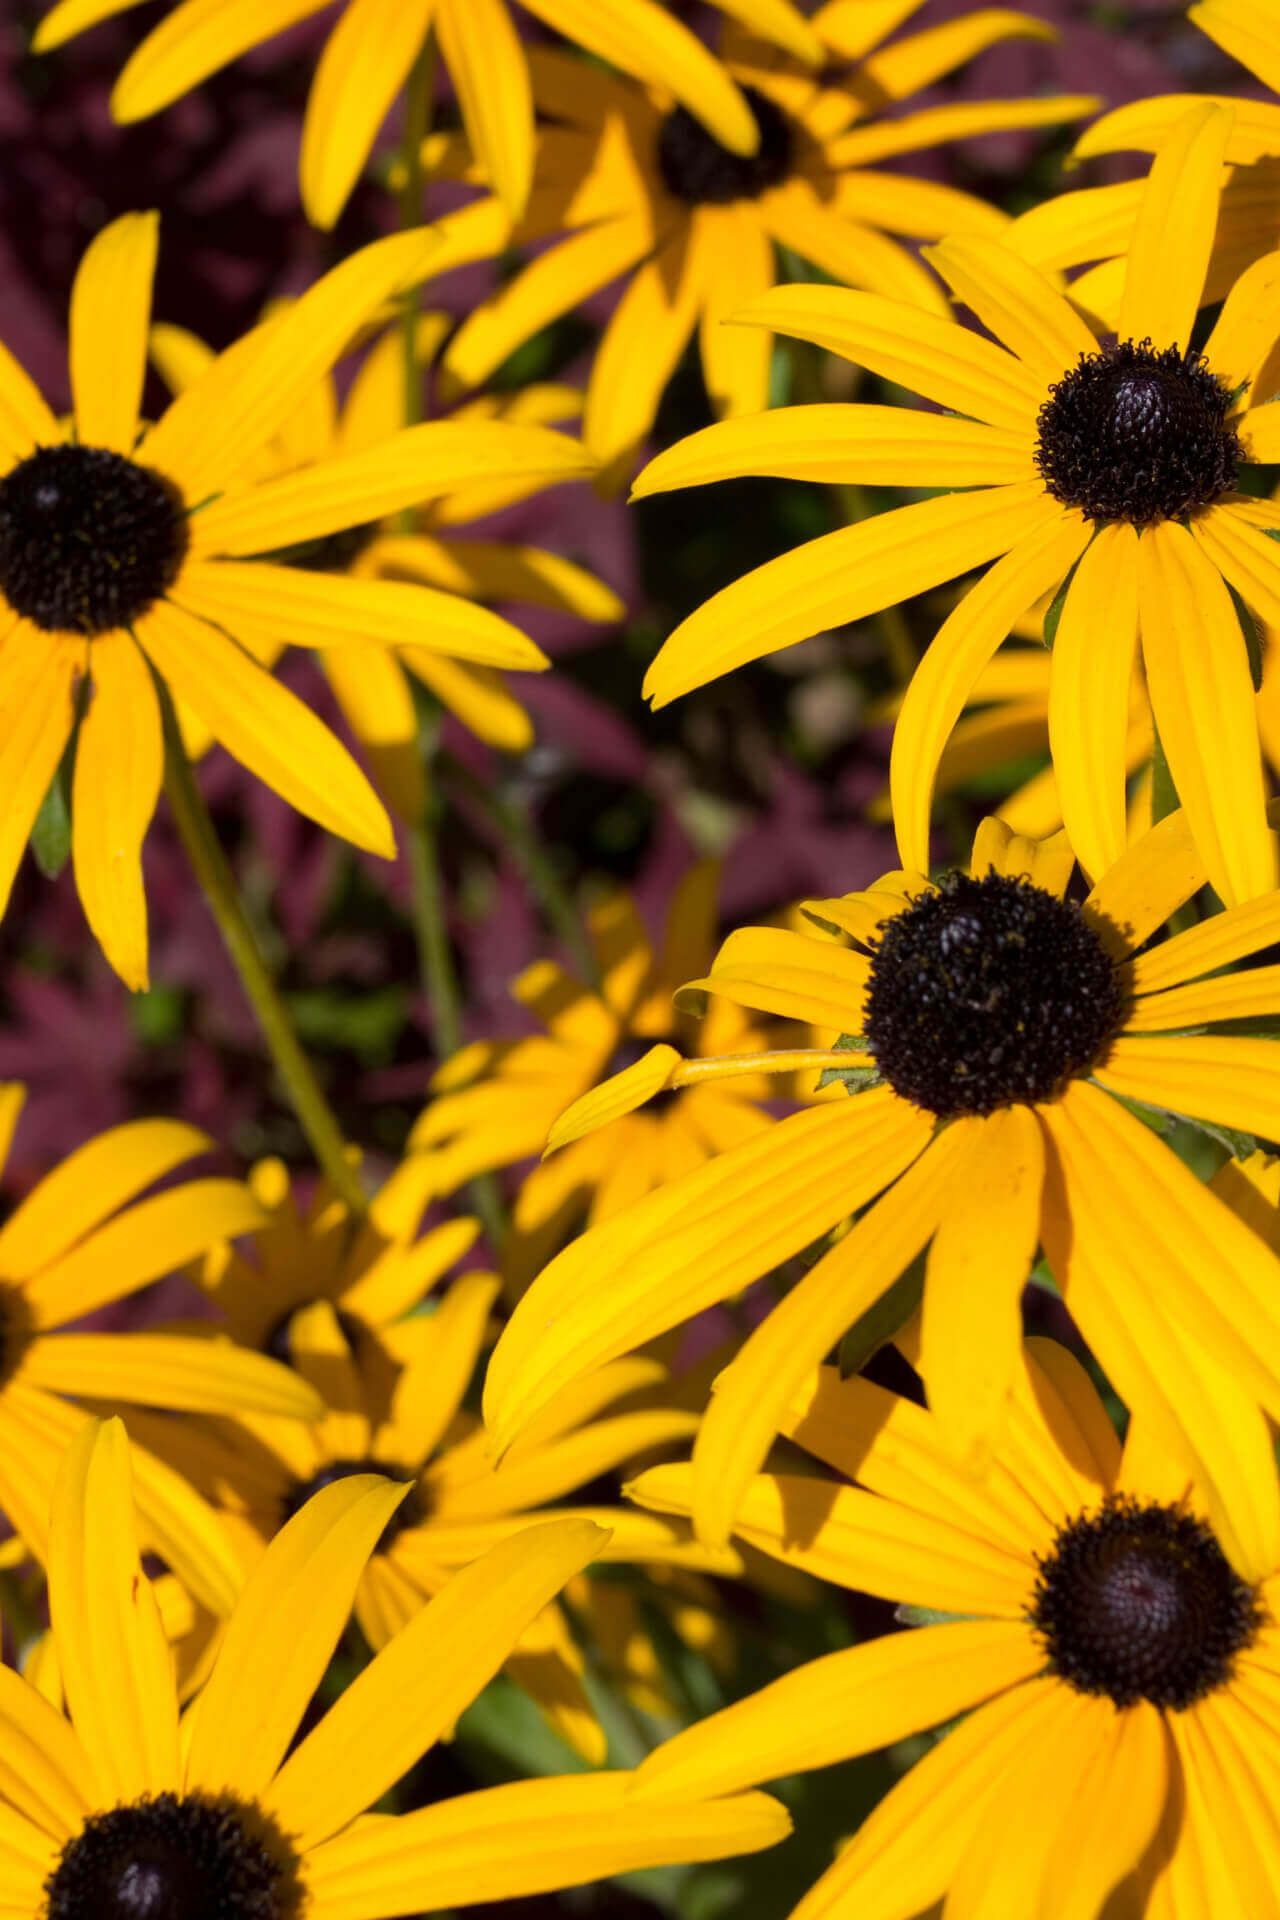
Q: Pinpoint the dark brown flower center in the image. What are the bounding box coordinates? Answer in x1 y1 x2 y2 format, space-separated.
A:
45 1793 302 1920
1035 340 1242 526
1031 1498 1262 1709
0 443 187 634
862 870 1124 1117
656 87 794 206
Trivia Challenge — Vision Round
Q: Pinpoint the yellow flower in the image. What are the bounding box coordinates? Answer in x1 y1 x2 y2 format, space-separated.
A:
0 1418 790 1916
628 1338 1280 1920
121 1284 734 1763
33 0 826 228
410 867 777 1289
0 1086 316 1619
485 808 1280 1567
426 12 1094 475
634 105 1280 906
151 311 623 821
0 212 592 988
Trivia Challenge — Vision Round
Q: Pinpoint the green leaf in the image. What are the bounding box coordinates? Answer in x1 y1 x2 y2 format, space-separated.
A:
29 760 72 880
1227 581 1264 691
894 1603 972 1627
1185 1115 1262 1163
1042 553 1082 649
817 1032 881 1095
838 1253 925 1378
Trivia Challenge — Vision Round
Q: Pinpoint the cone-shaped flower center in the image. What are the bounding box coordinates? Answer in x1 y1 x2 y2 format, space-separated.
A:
1032 1498 1261 1710
0 443 187 635
1035 340 1242 526
862 871 1124 1117
657 87 794 206
45 1793 302 1920
283 1459 424 1548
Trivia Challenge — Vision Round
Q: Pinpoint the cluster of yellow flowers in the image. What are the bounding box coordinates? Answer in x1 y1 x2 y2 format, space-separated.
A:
2 0 1280 1915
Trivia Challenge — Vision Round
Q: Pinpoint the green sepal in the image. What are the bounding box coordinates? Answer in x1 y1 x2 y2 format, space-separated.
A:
30 755 73 880
817 1032 881 1095
837 1252 925 1378
1227 582 1264 691
1042 552 1083 649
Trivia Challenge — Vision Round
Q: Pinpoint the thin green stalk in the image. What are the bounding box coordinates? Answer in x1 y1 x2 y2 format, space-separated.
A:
159 690 367 1217
441 750 601 989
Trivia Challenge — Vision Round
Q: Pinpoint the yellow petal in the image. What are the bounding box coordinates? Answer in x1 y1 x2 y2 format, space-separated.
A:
922 1108 1044 1469
111 0 330 119
432 1408 699 1519
1117 102 1234 351
546 1045 681 1154
71 631 162 992
647 480 1055 708
1097 1033 1280 1146
1131 888 1280 994
0 1114 213 1280
435 0 532 221
68 211 158 454
266 1518 606 1848
1204 247 1280 397
1125 964 1280 1031
321 645 424 825
183 1473 410 1799
384 1270 500 1465
373 533 623 623
485 1090 929 1449
403 653 533 753
139 599 395 857
584 225 702 473
834 94 1101 168
1190 0 1280 93
890 505 1091 873
860 6 1055 101
300 0 434 229
681 283 1043 434
1191 500 1280 629
684 923 871 1028
190 421 593 559
49 1418 179 1802
926 232 1096 392
688 1118 953 1546
1137 519 1277 906
20 1329 324 1419
0 631 79 923
1048 522 1140 882
638 1619 1040 1803
305 1773 790 1919
138 227 437 499
0 338 59 464
762 188 950 315
1081 804 1205 959
696 202 775 422
0 1662 95 1841
632 404 1036 494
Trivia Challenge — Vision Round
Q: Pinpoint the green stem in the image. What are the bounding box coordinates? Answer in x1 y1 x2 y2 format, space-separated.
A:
159 691 367 1217
441 751 601 989
407 808 463 1058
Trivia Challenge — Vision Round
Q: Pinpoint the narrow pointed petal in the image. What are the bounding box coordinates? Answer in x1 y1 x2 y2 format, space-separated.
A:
0 339 59 463
688 1122 957 1545
305 1773 790 1920
926 233 1096 394
1191 0 1280 93
183 1474 409 1799
435 0 532 220
1096 1033 1280 1144
1137 520 1276 906
1190 501 1280 629
72 633 162 992
485 1092 931 1449
49 1419 179 1803
33 0 151 53
546 1046 681 1154
585 226 702 473
300 0 434 230
68 212 158 454
860 7 1055 101
1204 247 1280 396
890 506 1090 872
1131 888 1280 994
697 202 775 421
0 633 79 923
1048 523 1139 882
1081 806 1205 959
111 0 330 120
646 481 1055 708
139 600 395 858
0 1663 95 1840
635 1621 1041 1803
21 1330 324 1419
1117 102 1233 351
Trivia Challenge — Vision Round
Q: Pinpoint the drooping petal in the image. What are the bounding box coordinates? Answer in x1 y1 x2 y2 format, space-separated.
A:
68 211 158 454
138 599 395 857
182 1474 410 1799
71 632 163 992
266 1518 606 1848
1116 102 1234 351
484 1091 932 1450
49 1418 179 1803
299 0 434 230
0 630 79 923
890 506 1091 872
1048 522 1140 882
1137 519 1276 906
305 1773 790 1920
646 481 1057 708
634 1620 1041 1803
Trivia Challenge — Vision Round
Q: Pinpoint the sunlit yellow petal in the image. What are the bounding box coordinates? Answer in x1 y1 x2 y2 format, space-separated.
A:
926 233 1096 389
71 632 162 992
1048 523 1139 882
68 211 158 454
300 0 433 229
1116 102 1233 351
111 0 330 120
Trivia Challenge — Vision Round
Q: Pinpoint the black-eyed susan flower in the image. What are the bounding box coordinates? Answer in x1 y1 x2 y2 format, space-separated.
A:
628 1338 1280 1919
485 809 1280 1565
121 1284 733 1762
0 1417 790 1919
0 1086 318 1617
151 310 623 822
410 868 777 1288
633 105 1280 906
33 0 824 229
0 211 593 989
430 16 1094 474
